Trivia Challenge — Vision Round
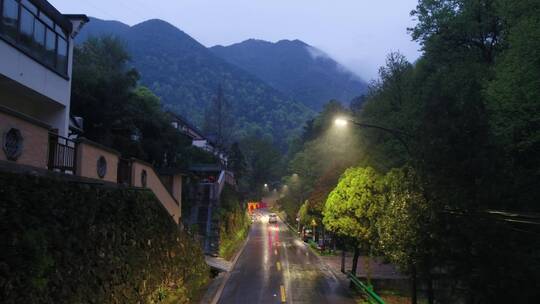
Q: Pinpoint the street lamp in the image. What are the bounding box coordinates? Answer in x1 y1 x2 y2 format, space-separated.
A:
334 118 348 127
334 117 412 155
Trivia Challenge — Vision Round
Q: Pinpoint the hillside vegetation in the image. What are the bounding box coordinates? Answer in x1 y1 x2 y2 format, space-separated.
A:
77 18 314 147
212 39 367 111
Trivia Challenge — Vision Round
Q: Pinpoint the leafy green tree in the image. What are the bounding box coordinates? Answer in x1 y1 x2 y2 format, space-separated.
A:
323 167 383 275
377 167 432 304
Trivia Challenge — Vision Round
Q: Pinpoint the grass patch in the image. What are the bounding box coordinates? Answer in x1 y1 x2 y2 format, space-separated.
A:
219 222 249 260
216 185 250 261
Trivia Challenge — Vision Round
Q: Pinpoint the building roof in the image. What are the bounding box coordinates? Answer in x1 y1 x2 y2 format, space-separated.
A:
167 111 206 139
189 163 224 173
166 111 229 158
32 0 74 33
158 167 189 176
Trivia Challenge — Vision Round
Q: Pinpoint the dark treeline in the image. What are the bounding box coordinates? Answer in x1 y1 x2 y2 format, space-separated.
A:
71 36 218 169
279 0 540 303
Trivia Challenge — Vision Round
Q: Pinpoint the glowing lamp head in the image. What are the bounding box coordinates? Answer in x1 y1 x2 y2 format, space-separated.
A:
334 118 348 127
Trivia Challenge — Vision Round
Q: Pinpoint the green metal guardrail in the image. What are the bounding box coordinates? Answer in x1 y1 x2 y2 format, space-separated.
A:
346 271 385 304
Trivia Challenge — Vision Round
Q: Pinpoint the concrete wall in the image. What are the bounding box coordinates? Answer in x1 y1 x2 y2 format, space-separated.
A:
75 139 119 183
160 174 183 203
0 109 49 168
0 38 73 136
131 160 181 224
173 175 182 204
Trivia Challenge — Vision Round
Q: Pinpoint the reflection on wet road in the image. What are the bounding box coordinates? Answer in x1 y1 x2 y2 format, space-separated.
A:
217 211 354 304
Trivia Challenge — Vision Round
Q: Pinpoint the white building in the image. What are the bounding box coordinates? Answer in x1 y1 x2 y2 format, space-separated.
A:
0 0 88 137
168 112 229 166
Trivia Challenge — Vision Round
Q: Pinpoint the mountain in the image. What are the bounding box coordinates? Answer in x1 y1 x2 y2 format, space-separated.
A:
77 18 314 147
211 39 367 111
76 18 130 42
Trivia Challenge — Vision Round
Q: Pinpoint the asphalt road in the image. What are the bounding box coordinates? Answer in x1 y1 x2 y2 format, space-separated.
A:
217 210 354 304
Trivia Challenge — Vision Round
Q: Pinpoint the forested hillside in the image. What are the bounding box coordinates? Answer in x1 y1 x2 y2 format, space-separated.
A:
211 39 367 111
77 18 314 147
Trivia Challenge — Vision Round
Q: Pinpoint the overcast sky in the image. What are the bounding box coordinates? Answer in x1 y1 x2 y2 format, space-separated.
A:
50 0 421 80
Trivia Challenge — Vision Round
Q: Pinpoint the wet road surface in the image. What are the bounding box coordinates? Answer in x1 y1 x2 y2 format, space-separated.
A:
217 211 354 304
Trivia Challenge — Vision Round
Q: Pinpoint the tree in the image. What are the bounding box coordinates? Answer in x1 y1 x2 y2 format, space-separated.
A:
323 167 383 276
377 167 432 304
204 85 233 149
228 142 246 180
238 133 282 194
349 95 367 114
279 99 361 232
410 0 503 64
71 36 195 168
71 36 139 146
486 0 540 210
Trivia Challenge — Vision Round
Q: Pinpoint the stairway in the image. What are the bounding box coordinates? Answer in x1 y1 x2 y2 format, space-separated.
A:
186 170 231 256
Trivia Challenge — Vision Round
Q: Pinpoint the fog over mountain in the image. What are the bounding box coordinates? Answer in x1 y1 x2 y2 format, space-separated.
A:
50 0 421 80
211 39 367 110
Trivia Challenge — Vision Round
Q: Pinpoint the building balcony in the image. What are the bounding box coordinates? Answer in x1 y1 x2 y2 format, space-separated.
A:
0 0 88 137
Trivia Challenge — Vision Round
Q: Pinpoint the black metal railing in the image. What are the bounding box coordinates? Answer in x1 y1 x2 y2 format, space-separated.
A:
48 133 77 173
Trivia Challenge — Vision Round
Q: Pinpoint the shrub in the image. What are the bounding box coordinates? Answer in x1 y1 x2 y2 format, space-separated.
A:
0 170 209 303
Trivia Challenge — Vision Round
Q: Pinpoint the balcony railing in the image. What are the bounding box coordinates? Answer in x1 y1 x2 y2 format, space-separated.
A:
48 133 76 173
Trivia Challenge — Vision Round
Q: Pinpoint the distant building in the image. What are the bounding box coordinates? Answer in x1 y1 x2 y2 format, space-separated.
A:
168 111 229 166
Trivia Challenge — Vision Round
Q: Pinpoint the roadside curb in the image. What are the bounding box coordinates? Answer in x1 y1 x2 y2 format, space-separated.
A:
206 227 251 304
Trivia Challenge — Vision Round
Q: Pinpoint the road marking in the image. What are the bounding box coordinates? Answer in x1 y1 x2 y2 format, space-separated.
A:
276 261 281 271
280 285 287 303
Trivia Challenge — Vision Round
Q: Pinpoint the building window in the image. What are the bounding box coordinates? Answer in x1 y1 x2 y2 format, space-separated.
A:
1 0 18 41
33 18 45 56
19 7 34 50
44 27 55 66
0 0 70 76
56 36 67 72
97 156 107 178
3 128 23 161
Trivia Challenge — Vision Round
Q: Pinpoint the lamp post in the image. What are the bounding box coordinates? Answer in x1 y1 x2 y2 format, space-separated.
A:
334 117 412 155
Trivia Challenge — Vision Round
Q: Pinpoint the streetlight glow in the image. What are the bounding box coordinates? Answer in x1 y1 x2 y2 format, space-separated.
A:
335 118 348 127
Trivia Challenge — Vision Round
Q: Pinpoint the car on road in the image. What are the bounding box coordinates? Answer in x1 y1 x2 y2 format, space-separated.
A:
302 228 313 242
268 213 278 223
